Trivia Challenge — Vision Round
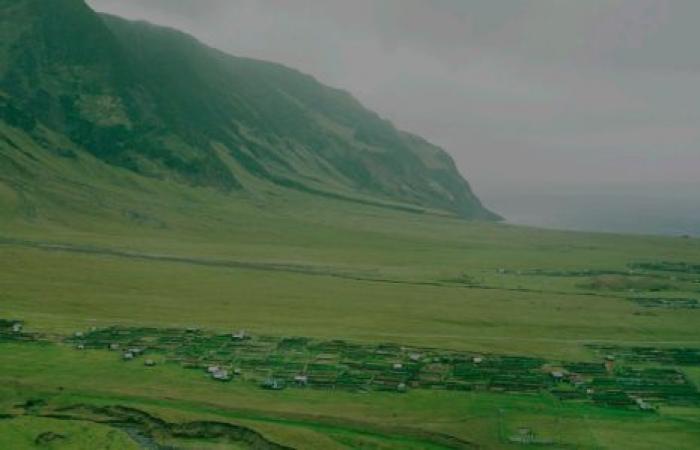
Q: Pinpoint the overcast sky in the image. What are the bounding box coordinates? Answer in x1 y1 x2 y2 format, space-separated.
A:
86 0 700 201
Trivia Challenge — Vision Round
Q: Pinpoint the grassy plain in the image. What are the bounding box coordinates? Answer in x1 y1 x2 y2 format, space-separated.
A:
1 139 700 448
0 415 140 450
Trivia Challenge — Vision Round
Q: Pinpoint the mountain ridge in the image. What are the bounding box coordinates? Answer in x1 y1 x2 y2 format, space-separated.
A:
0 0 499 220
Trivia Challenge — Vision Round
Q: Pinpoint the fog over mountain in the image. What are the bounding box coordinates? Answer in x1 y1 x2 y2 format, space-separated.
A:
87 0 700 234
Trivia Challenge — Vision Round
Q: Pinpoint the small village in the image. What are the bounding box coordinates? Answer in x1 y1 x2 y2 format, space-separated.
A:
3 319 699 412
54 323 700 411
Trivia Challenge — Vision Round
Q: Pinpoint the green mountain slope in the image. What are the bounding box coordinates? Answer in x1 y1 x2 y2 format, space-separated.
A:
0 0 498 220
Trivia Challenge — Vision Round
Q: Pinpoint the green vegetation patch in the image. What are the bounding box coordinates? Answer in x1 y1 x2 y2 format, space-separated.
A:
629 297 699 309
629 261 700 275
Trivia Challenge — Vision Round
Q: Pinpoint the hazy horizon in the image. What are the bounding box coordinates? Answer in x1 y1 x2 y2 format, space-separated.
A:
86 0 700 234
482 183 700 236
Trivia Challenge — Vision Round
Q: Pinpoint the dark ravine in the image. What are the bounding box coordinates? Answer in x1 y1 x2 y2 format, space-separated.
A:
54 404 296 450
6 404 295 450
3 402 478 450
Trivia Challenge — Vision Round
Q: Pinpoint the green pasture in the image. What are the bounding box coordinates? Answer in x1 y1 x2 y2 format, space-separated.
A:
1 139 700 448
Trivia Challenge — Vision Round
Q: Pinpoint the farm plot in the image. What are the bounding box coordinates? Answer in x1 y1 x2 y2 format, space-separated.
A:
587 344 700 366
56 323 700 411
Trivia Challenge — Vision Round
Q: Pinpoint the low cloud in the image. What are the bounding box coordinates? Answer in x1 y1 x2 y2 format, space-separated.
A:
88 0 700 196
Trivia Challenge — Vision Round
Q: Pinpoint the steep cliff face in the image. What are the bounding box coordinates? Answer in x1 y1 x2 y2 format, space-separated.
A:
0 0 498 220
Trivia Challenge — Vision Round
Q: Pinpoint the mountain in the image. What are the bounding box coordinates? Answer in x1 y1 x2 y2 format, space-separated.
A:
0 0 498 220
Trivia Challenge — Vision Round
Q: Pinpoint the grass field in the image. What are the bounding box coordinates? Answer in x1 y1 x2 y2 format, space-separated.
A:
1 140 700 448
